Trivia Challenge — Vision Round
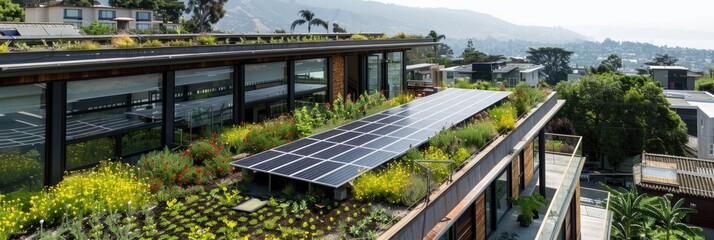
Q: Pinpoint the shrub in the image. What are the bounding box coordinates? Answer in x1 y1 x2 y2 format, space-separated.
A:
239 115 298 154
695 77 714 95
455 120 497 149
428 130 460 154
510 83 545 116
79 21 115 35
454 78 476 89
489 103 517 132
28 161 151 225
392 32 408 39
0 41 9 53
353 160 412 204
112 34 136 48
391 94 414 105
282 182 296 196
68 40 99 50
143 39 164 47
421 147 453 182
137 147 191 190
221 125 252 153
168 39 192 47
196 34 216 45
545 140 564 152
349 34 368 41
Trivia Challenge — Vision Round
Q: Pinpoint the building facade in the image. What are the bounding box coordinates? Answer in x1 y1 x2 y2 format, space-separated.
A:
649 66 694 90
24 1 159 30
0 38 433 194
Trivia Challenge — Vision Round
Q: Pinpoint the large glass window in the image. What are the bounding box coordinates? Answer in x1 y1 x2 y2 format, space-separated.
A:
294 59 328 107
245 62 288 122
174 66 233 146
367 53 383 94
387 52 403 98
64 9 82 19
66 74 162 169
98 10 116 20
136 23 151 30
495 170 511 223
485 185 493 235
0 84 46 193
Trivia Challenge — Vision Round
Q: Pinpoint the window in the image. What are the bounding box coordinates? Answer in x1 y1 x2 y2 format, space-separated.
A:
294 59 328 107
447 71 454 79
245 62 288 122
135 23 151 30
174 67 234 146
98 10 116 20
136 12 151 21
387 52 403 99
709 144 713 156
0 84 46 193
64 9 82 19
66 74 163 170
367 53 383 94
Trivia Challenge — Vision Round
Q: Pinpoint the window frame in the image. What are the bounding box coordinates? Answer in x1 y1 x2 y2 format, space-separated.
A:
98 10 116 20
63 9 83 20
135 23 152 30
136 12 152 21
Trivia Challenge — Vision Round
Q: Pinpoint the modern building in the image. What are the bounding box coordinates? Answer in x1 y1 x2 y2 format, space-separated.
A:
24 0 162 30
0 34 602 239
440 65 472 85
634 152 714 228
492 63 544 87
663 90 714 159
649 65 703 90
406 63 442 96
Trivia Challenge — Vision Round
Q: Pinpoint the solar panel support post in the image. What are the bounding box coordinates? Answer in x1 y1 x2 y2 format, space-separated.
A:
268 173 272 192
46 81 66 186
539 127 547 196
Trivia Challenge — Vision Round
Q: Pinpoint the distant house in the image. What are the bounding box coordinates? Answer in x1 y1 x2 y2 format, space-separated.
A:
648 65 703 90
634 152 714 228
406 63 442 96
567 67 588 81
24 0 165 31
663 90 714 159
440 61 543 87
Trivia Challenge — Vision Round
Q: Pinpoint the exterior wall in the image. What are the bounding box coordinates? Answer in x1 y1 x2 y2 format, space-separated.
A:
454 205 474 240
575 179 581 240
524 141 535 185
696 108 714 160
653 69 668 88
24 6 157 29
331 55 345 100
476 193 486 240
523 70 539 87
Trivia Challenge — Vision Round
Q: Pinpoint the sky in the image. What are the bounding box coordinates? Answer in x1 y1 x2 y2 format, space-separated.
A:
370 0 714 49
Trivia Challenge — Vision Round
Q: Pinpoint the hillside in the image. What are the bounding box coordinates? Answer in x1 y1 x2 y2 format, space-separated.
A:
216 0 588 43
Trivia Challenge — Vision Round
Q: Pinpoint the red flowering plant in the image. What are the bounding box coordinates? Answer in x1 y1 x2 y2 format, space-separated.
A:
185 136 233 178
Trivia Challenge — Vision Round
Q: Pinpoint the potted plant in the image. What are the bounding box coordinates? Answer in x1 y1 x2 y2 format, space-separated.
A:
509 193 547 227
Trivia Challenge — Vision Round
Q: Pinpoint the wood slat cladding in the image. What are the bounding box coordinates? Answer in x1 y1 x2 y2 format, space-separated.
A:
454 205 474 240
575 179 581 239
524 141 535 185
332 55 345 100
476 193 486 240
512 156 520 199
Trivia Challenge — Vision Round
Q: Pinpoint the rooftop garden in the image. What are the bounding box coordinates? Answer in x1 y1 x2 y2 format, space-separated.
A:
0 32 428 54
0 84 547 239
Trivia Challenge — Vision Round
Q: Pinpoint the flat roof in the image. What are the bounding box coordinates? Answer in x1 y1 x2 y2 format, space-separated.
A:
231 89 511 187
520 65 545 73
406 63 436 71
636 153 714 199
648 66 689 70
663 90 714 109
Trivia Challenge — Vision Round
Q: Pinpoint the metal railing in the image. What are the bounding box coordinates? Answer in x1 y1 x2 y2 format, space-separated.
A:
535 134 584 240
580 187 612 240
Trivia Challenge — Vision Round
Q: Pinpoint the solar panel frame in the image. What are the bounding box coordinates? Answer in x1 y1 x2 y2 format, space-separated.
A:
231 89 511 187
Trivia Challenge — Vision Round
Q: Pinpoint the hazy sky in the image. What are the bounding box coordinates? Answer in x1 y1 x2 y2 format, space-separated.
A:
370 0 714 49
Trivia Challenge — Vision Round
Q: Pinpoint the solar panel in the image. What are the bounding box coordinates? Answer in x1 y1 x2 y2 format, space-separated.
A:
231 89 511 187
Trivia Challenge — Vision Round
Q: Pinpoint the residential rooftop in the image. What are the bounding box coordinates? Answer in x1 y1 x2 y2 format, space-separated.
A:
635 152 714 199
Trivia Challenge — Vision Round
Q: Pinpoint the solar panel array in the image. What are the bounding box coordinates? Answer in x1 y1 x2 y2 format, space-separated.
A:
231 89 511 187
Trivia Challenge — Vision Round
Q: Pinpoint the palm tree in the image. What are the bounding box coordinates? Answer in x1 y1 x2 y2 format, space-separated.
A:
602 185 649 239
426 30 445 64
290 10 327 33
332 23 346 33
641 194 702 240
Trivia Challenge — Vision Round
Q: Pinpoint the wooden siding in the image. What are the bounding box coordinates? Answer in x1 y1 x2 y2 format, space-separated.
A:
476 193 486 240
454 205 474 240
331 55 345 100
524 141 534 185
575 179 581 240
512 156 519 199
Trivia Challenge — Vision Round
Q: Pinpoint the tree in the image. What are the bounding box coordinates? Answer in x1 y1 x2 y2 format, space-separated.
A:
426 30 445 63
61 0 92 7
332 23 346 33
110 0 184 23
462 39 475 55
185 0 227 33
601 185 649 239
526 47 573 85
695 77 714 95
601 54 622 71
641 194 702 240
462 51 504 64
646 54 678 66
555 73 687 169
290 10 327 33
0 0 24 22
